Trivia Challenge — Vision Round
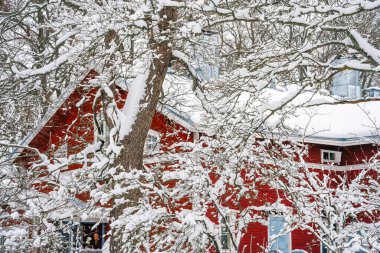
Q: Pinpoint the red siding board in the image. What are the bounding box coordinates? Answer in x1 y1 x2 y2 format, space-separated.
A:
292 228 320 253
239 222 268 253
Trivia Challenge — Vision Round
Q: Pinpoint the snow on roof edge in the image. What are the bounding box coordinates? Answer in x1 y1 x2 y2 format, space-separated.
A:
7 69 96 162
290 134 378 146
160 105 196 131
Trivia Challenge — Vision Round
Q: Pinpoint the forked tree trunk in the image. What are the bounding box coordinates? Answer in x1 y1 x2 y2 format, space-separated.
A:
109 6 178 253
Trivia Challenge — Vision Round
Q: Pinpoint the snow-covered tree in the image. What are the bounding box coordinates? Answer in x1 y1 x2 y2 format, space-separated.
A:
1 0 380 252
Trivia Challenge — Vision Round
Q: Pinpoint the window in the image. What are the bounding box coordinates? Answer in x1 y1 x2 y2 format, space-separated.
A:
144 130 160 155
220 216 231 252
0 235 5 249
81 222 105 250
192 32 220 82
321 150 342 164
54 142 68 159
332 68 360 99
321 244 328 253
366 87 380 98
321 244 368 253
268 216 290 253
61 223 81 252
345 231 369 253
60 222 106 252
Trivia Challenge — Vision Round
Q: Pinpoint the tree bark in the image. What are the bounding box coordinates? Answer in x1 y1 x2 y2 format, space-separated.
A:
109 6 177 253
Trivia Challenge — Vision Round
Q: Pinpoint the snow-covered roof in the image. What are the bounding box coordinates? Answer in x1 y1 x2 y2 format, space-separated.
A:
289 101 380 143
10 71 380 163
163 74 380 145
366 86 380 91
253 85 380 145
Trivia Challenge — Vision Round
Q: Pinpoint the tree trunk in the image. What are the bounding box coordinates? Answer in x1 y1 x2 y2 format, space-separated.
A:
109 6 177 253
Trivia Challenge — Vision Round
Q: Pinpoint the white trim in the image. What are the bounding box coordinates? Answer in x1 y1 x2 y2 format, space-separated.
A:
59 217 108 224
282 135 377 146
305 162 371 171
249 133 378 147
142 153 372 171
193 132 200 143
9 68 379 165
219 214 235 253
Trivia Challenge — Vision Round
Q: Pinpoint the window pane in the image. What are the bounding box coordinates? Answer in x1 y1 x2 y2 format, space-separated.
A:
220 217 229 250
329 153 335 160
82 223 103 249
269 216 289 253
323 152 329 160
55 143 68 158
221 234 229 249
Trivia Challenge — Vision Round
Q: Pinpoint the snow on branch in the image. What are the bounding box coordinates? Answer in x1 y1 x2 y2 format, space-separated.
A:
157 0 185 8
12 52 72 78
119 63 150 140
172 50 199 80
349 29 380 65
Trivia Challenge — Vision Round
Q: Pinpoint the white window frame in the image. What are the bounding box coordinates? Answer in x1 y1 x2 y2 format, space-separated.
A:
342 232 370 253
320 243 329 253
0 235 5 247
220 214 234 253
267 215 291 253
320 150 342 164
144 129 161 155
54 142 68 159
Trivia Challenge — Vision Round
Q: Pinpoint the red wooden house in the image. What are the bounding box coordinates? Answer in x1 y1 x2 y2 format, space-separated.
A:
6 69 380 253
7 71 198 252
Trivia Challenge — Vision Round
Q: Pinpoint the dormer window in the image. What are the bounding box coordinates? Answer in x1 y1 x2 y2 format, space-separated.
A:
331 57 361 99
192 31 220 82
220 215 234 252
220 217 230 251
321 150 342 164
53 142 68 159
144 130 160 155
365 87 380 98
